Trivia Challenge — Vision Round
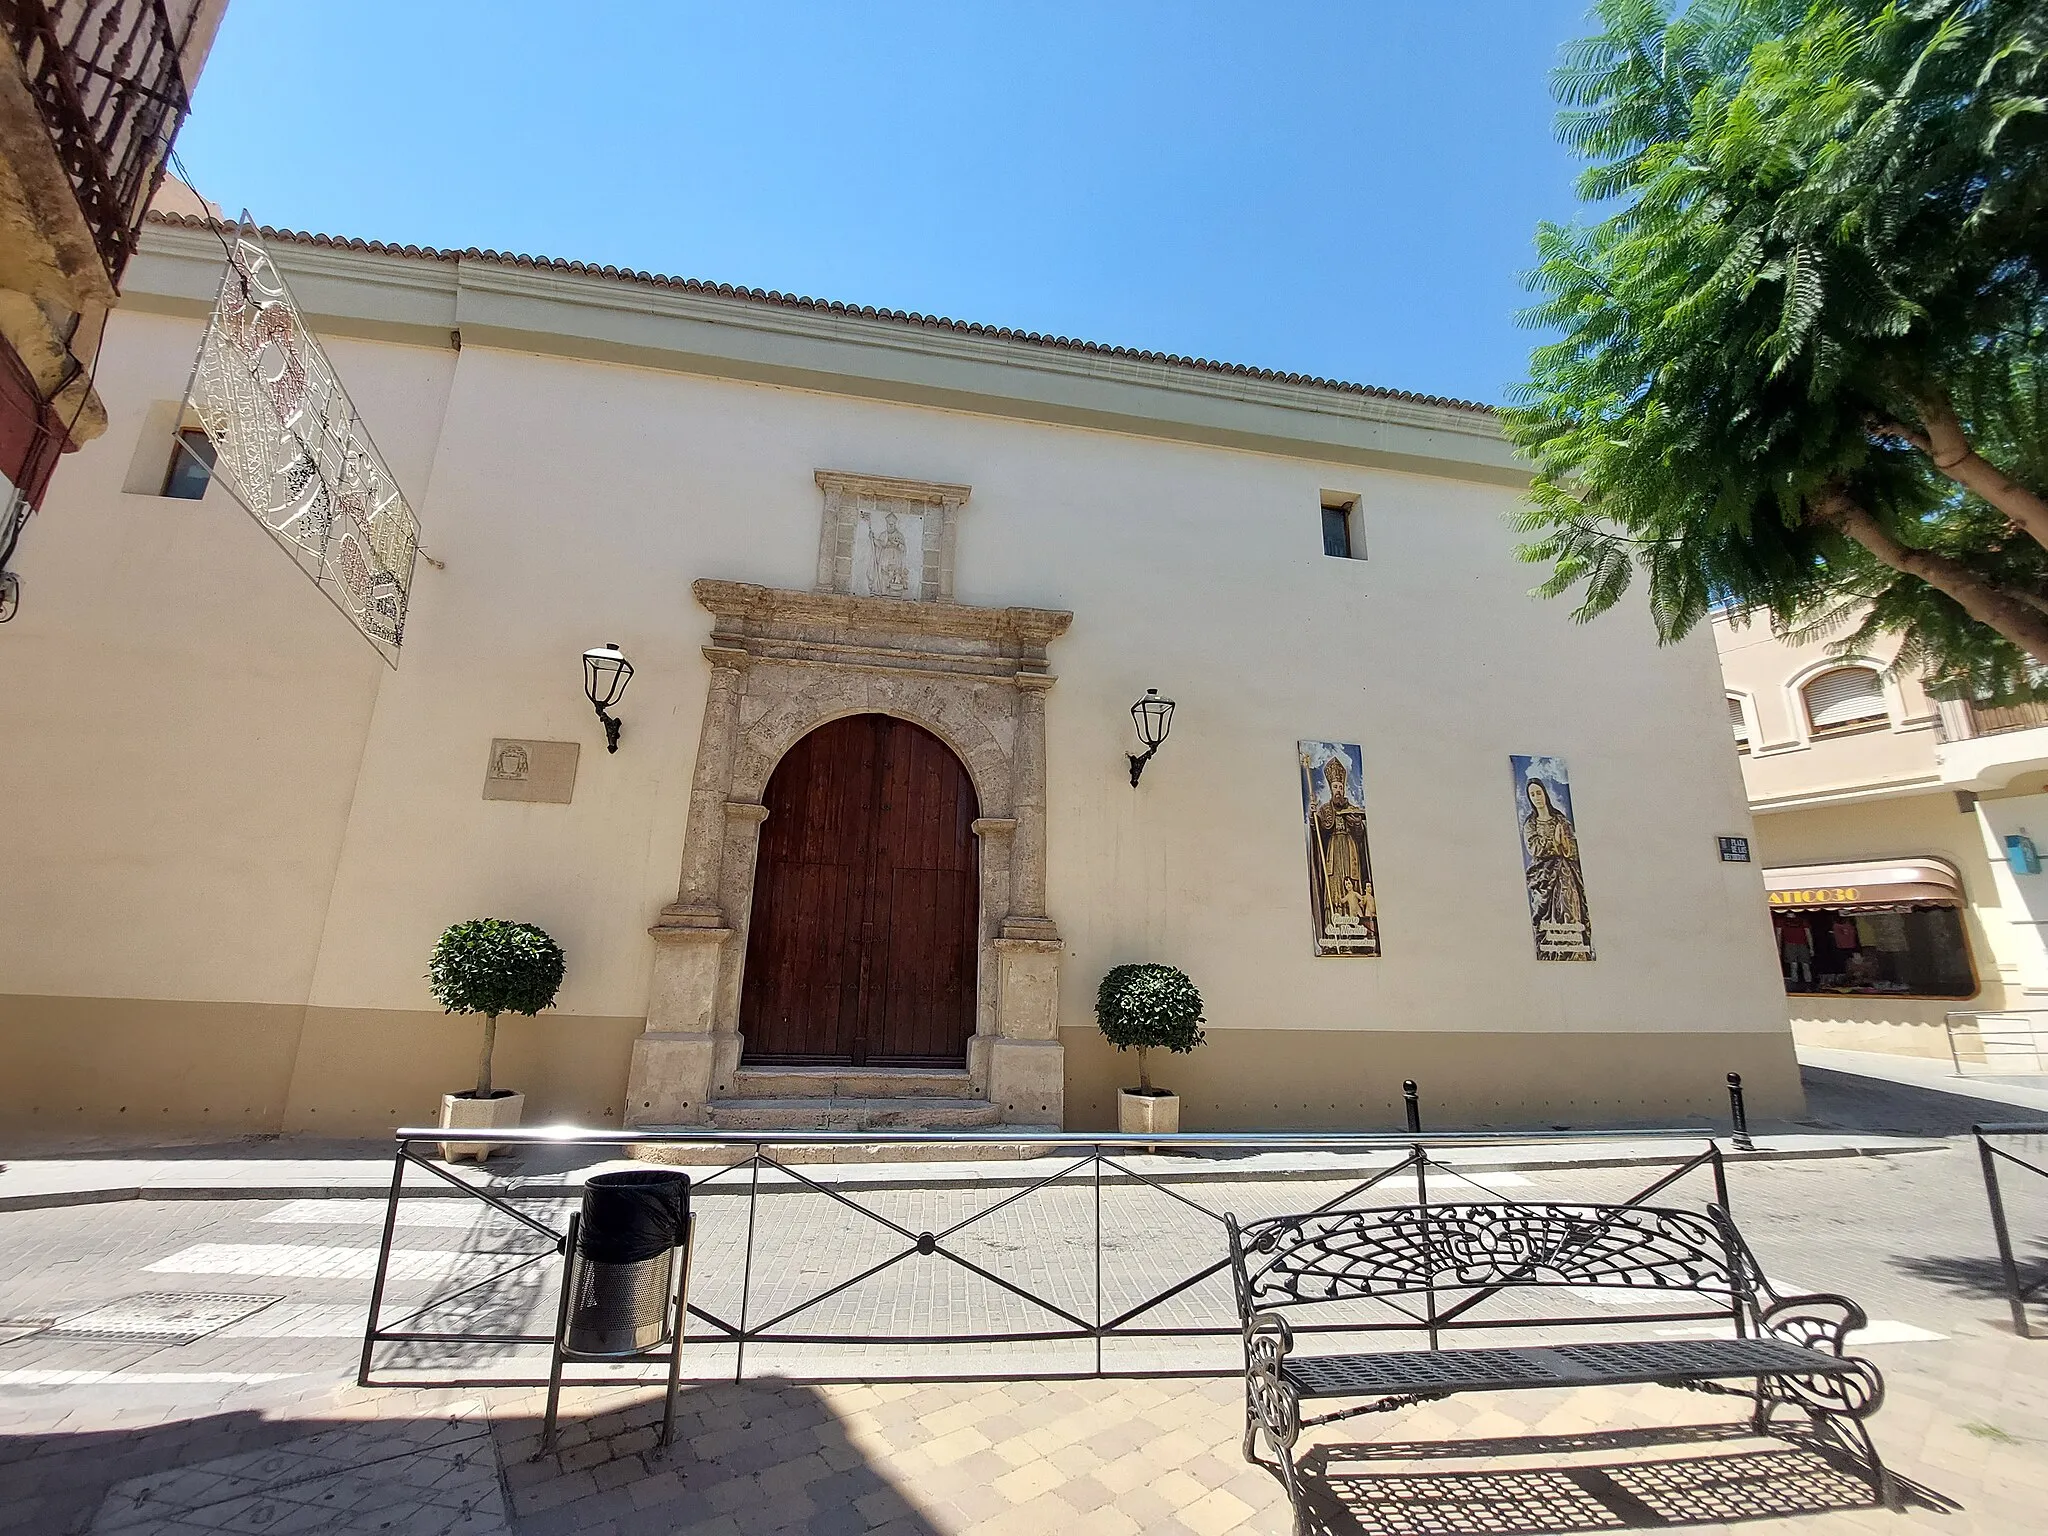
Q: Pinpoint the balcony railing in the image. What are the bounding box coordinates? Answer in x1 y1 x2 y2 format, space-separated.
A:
2 0 191 291
1967 698 2048 739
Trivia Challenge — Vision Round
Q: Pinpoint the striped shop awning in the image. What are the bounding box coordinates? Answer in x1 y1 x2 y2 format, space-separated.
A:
1763 858 1964 912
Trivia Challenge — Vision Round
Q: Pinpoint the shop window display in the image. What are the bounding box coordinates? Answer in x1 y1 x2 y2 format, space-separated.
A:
1771 903 1974 998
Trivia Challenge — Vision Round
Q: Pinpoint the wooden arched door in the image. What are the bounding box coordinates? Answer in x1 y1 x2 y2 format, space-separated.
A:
739 714 981 1066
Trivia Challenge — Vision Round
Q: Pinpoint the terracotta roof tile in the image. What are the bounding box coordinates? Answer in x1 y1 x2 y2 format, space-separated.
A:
144 211 1495 415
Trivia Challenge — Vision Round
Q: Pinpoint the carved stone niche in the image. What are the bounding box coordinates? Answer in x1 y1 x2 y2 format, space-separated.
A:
627 575 1073 1128
813 469 970 603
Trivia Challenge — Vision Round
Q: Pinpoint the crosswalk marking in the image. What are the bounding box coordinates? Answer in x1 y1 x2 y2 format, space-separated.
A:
260 1197 571 1228
0 1369 300 1385
1652 1319 1944 1344
214 1301 374 1339
144 1243 547 1282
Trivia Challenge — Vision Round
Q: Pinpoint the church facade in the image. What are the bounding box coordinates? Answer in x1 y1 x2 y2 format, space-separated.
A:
0 213 1800 1136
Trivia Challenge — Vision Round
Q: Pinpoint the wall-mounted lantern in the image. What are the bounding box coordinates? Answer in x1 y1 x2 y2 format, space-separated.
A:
583 643 633 753
1128 688 1175 786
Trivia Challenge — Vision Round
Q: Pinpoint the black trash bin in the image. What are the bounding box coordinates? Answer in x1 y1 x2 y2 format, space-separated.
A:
565 1168 691 1356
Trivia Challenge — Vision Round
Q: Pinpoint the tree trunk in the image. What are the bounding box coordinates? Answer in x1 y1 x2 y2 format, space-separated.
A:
1816 487 2048 666
1907 393 2048 554
1137 1045 1150 1092
475 1013 497 1098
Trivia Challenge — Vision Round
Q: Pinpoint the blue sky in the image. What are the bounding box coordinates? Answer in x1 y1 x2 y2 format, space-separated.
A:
174 2 1595 408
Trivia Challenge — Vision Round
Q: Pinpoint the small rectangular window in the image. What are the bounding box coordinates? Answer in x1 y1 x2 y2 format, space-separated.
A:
161 427 215 500
1321 499 1358 559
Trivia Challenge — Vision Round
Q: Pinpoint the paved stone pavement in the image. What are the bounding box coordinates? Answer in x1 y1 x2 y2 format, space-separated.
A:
3 1073 2048 1533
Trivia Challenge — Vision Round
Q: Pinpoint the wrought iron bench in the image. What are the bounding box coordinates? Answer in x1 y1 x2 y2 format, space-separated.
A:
1225 1202 1891 1534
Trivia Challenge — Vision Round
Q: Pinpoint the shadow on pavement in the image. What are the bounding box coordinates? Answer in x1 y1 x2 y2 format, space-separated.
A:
0 1134 389 1162
1893 1238 2048 1305
1796 1065 2005 1138
0 1132 646 1182
1295 1422 1958 1534
0 1381 946 1535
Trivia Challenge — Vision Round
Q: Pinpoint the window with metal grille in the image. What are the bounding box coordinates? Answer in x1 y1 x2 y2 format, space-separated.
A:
1321 497 1361 559
1321 503 1350 558
1802 668 1887 733
1728 695 1750 750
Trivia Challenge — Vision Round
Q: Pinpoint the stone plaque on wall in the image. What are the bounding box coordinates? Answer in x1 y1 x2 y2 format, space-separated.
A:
482 739 580 803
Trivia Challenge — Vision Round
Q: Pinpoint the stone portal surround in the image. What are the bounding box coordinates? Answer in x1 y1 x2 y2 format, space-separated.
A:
626 577 1073 1127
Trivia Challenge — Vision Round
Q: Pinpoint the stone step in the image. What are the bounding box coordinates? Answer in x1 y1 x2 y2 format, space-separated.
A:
628 1136 1059 1166
704 1096 1003 1132
728 1066 974 1100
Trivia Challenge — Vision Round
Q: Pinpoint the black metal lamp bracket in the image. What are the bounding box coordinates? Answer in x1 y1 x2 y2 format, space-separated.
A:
596 706 622 754
1128 747 1158 787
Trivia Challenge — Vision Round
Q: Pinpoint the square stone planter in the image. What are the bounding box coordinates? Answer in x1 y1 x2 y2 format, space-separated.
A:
438 1090 524 1162
1118 1088 1179 1136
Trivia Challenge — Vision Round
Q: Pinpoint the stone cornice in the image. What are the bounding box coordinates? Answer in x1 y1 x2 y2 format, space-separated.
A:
123 221 1527 487
814 469 971 505
693 579 1072 653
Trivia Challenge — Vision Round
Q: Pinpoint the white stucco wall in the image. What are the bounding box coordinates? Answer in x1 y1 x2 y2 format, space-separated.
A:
0 229 1796 1131
278 340 1781 1033
0 309 453 1005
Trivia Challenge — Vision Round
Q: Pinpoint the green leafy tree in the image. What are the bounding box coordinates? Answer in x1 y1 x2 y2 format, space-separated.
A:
426 919 566 1097
1510 0 2048 700
1095 964 1206 1091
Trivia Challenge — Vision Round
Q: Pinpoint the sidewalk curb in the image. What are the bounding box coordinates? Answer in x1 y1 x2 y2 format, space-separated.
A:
0 1137 1948 1212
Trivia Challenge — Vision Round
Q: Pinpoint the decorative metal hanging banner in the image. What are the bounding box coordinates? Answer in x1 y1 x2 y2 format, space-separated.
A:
184 224 420 665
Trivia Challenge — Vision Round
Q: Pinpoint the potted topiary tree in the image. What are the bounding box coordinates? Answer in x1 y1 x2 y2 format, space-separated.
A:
1096 962 1205 1136
427 918 565 1161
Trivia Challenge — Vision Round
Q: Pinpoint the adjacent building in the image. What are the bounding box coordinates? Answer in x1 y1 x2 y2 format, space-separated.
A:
0 211 1801 1136
0 1 224 584
1717 608 2048 1061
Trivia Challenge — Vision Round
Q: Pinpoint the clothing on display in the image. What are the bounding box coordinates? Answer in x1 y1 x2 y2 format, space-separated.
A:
1770 899 1972 998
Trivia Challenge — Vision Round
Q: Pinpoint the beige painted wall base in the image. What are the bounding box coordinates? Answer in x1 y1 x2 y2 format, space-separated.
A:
0 994 303 1135
1061 1027 1804 1132
0 996 640 1137
281 1008 638 1136
2 997 1800 1138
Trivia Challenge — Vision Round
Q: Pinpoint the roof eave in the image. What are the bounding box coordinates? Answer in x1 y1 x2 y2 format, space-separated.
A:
126 214 1525 485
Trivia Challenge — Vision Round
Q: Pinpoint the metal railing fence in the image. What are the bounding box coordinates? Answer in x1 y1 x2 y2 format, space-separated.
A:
1974 1123 2048 1338
1946 1010 2048 1076
358 1126 1745 1389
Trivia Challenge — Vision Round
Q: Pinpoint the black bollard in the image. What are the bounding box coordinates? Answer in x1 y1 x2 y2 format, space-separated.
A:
1726 1072 1754 1151
1403 1080 1421 1135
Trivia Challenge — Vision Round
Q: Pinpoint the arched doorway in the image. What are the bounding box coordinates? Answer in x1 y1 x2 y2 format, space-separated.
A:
739 714 981 1066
